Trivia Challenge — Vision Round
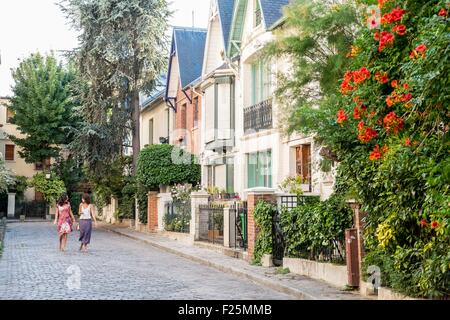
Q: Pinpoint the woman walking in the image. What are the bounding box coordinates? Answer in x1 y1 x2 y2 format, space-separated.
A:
53 193 75 252
78 193 97 252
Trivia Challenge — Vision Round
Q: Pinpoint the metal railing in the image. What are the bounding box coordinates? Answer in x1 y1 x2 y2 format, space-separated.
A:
279 195 320 210
277 195 346 264
198 204 224 245
163 201 190 233
15 199 47 219
243 98 273 134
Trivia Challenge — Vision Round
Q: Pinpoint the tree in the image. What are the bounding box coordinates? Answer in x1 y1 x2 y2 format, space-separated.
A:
9 52 78 164
266 0 358 137
137 144 200 190
29 173 66 205
61 0 171 174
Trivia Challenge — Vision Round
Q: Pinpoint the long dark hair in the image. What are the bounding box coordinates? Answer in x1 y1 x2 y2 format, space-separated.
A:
57 193 69 207
82 193 91 205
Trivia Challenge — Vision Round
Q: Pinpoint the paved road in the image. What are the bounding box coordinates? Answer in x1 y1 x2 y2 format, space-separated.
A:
0 222 293 300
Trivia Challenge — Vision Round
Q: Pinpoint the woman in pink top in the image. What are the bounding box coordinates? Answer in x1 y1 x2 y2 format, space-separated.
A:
53 193 75 252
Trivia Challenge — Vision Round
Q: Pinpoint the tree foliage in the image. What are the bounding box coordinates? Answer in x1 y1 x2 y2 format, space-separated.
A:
271 0 449 298
61 0 171 173
30 173 66 205
253 201 277 264
0 158 15 194
9 52 78 164
137 144 201 190
266 0 358 135
280 194 352 262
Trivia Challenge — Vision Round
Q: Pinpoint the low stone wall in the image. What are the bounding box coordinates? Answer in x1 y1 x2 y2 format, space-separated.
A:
114 219 135 228
377 287 423 300
160 231 194 245
283 257 348 288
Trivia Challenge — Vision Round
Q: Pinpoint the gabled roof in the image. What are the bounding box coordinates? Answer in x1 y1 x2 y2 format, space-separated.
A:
165 27 207 99
228 0 289 57
260 0 289 29
217 0 235 51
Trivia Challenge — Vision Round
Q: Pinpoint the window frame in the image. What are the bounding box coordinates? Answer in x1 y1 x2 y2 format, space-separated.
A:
4 144 15 161
149 118 154 145
251 60 271 106
247 150 272 188
6 107 14 123
193 97 199 128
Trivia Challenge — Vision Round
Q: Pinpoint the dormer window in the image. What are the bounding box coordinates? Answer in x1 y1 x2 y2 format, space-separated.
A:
254 0 262 27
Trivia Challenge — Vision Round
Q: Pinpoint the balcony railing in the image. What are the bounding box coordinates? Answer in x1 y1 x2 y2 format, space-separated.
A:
244 98 273 134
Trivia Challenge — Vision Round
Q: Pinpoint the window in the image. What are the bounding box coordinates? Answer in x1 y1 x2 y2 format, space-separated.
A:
226 162 234 193
207 166 214 187
4 144 14 161
193 97 199 128
251 60 271 105
149 119 154 145
181 103 187 129
254 0 262 27
247 150 272 188
35 162 44 171
6 108 14 123
35 158 50 171
296 144 311 185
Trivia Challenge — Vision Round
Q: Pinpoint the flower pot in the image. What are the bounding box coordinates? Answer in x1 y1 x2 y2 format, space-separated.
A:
208 229 221 240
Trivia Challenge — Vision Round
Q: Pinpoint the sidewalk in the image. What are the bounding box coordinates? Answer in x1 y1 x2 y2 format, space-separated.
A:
100 223 368 300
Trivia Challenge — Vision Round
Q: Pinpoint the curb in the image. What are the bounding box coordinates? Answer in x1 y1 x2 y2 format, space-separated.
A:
0 218 6 256
102 225 324 300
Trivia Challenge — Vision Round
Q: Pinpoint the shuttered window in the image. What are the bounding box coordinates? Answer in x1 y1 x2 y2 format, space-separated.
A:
6 108 14 123
5 144 14 161
296 145 311 184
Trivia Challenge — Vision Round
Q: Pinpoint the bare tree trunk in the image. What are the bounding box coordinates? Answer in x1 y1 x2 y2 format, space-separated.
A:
131 89 140 175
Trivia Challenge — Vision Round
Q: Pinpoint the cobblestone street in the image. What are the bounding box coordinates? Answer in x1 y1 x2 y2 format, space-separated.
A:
0 222 293 300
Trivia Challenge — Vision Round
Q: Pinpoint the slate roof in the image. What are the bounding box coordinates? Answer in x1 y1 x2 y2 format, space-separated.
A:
217 0 235 51
140 75 166 109
260 0 290 29
168 27 207 91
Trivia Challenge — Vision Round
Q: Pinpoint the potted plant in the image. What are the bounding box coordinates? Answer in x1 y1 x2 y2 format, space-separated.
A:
208 211 224 240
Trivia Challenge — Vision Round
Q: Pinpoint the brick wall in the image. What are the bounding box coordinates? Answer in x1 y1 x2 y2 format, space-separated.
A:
147 192 158 232
247 192 276 261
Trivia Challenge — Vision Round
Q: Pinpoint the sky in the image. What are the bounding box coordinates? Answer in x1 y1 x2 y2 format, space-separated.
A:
0 0 210 97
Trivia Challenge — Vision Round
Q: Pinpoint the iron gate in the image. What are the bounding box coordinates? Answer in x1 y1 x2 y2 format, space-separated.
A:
229 202 248 250
272 208 284 266
199 204 224 244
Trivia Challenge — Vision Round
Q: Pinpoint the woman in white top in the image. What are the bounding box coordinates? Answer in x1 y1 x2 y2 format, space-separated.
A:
78 193 97 252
